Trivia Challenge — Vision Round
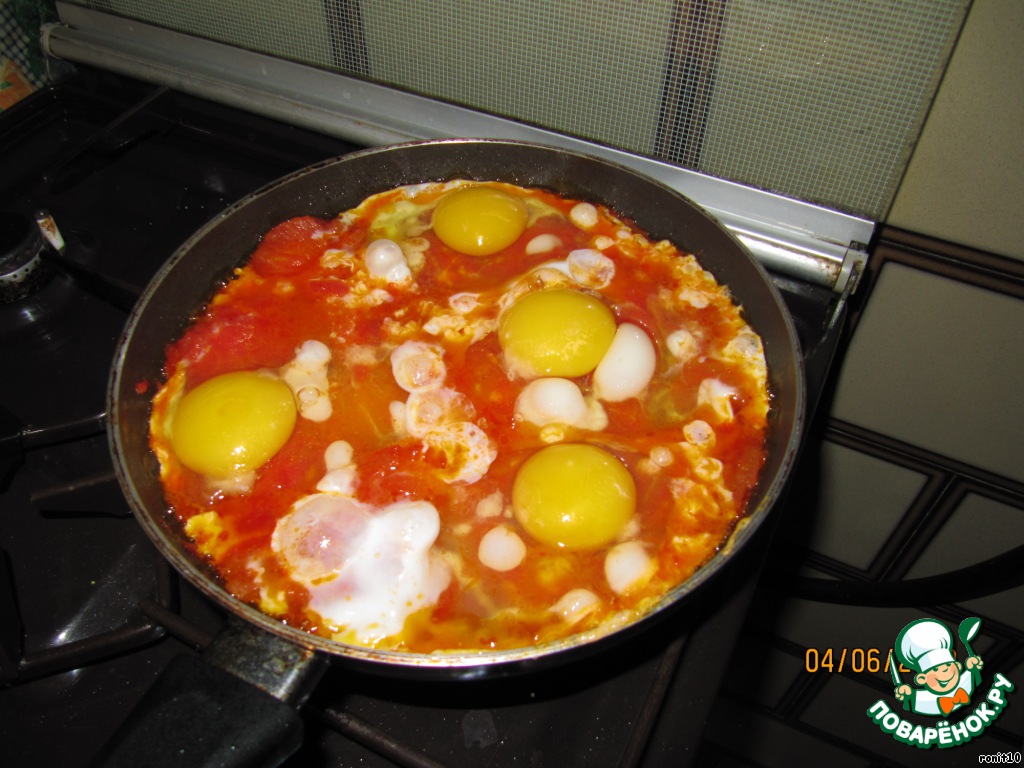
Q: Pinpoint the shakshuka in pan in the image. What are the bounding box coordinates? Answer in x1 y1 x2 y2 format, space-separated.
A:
148 180 770 653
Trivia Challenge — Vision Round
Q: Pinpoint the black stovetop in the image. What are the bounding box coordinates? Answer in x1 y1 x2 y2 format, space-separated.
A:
0 65 845 768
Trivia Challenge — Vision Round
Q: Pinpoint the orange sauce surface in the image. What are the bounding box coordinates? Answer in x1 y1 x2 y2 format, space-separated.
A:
149 182 769 652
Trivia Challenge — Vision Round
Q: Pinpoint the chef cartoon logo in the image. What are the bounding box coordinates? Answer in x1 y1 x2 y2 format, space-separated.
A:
892 618 982 716
866 617 1016 749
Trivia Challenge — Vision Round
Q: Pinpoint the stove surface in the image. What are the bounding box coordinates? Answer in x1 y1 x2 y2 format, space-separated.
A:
0 65 843 768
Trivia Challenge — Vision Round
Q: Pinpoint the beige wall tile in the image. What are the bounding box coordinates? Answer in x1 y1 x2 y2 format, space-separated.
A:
905 493 1023 632
801 442 927 570
886 0 1024 260
830 263 1024 482
906 493 1023 576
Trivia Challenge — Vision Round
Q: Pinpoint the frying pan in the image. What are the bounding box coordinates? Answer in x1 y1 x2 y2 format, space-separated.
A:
103 139 805 765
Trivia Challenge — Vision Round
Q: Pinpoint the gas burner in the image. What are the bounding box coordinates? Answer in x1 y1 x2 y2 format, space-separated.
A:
0 211 55 303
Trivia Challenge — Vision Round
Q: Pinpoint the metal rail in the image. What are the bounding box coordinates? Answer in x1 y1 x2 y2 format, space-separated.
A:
43 2 873 293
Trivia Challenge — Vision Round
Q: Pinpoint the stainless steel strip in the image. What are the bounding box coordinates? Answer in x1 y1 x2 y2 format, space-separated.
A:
43 3 873 291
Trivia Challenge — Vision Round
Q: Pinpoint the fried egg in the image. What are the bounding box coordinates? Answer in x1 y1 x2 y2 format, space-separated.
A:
152 179 772 654
432 185 528 256
169 370 296 487
512 443 635 550
499 289 616 378
271 493 450 644
159 340 333 493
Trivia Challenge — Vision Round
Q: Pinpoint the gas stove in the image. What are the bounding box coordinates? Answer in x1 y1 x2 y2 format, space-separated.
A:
0 65 849 767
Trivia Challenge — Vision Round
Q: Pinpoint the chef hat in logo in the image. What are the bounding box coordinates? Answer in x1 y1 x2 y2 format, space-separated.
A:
896 618 956 673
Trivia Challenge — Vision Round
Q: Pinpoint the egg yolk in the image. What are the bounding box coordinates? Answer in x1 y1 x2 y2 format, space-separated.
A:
512 443 636 550
499 289 616 377
170 371 297 479
432 185 528 256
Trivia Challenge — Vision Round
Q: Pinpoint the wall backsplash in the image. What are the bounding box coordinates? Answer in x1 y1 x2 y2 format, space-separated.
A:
885 0 1024 262
831 262 1024 483
69 0 968 220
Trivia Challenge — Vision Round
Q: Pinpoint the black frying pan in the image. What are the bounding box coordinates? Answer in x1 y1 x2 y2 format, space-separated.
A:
102 139 805 766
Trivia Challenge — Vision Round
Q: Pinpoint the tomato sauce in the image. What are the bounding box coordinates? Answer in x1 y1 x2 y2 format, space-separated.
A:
149 181 770 653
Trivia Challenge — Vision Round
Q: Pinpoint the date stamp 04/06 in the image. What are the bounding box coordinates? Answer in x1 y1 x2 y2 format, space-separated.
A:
804 647 901 674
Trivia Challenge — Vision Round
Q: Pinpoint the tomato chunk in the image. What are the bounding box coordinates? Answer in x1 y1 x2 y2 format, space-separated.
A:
250 216 332 276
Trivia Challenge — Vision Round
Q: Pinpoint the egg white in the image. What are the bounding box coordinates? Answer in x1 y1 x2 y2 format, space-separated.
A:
271 493 450 644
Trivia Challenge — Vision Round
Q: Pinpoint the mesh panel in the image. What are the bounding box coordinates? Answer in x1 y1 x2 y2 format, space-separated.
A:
356 1 677 157
71 0 969 219
699 0 967 216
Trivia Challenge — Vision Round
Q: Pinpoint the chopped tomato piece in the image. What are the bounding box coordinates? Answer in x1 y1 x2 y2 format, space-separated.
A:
250 216 332 276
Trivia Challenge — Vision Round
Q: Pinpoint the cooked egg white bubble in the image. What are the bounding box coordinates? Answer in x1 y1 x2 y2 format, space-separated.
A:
569 202 599 229
388 340 498 485
390 340 446 393
478 525 527 572
592 323 657 403
566 249 615 289
402 387 476 438
364 238 411 283
697 378 738 423
423 421 498 485
525 233 561 255
280 340 332 422
514 377 607 435
316 439 357 495
604 540 656 595
666 328 700 366
550 588 601 624
528 249 615 290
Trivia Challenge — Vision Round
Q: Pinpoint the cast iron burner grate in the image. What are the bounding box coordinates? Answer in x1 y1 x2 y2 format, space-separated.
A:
1 414 473 768
1 415 171 685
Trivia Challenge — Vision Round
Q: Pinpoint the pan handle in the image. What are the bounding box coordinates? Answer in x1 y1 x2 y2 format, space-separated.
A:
91 617 327 768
